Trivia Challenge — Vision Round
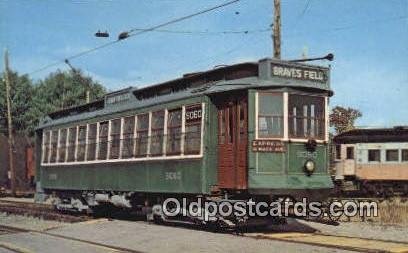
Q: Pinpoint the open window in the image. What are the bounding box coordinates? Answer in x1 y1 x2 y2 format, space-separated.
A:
67 127 77 162
42 131 51 164
185 104 202 154
87 123 97 161
98 122 109 160
136 114 149 157
167 108 182 155
110 119 121 159
368 149 381 162
58 129 67 163
122 116 135 158
77 126 87 161
150 111 165 156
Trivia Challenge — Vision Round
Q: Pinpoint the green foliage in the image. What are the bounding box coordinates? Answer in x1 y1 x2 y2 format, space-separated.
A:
0 69 106 136
329 106 362 135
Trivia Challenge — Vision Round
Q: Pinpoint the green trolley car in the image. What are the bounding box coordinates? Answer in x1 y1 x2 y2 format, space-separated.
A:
36 58 333 226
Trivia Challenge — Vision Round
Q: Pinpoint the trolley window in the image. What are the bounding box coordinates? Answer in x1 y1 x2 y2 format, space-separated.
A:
185 104 202 154
49 130 58 163
110 119 121 159
368 149 381 162
76 126 87 161
289 94 325 139
150 110 164 156
335 145 341 159
346 147 354 160
58 129 67 163
386 149 399 162
67 127 77 162
167 108 182 155
42 131 51 163
87 123 97 161
98 121 109 160
136 114 149 157
402 149 408 162
258 93 283 138
121 116 135 158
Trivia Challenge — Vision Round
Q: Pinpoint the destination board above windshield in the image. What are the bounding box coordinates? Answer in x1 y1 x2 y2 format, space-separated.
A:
271 63 327 83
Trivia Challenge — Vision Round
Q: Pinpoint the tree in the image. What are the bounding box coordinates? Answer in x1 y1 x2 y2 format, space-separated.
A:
329 106 362 135
0 69 106 136
0 71 35 135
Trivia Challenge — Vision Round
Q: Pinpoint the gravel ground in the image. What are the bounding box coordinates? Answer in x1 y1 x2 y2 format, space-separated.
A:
0 213 407 253
0 212 66 231
304 221 408 243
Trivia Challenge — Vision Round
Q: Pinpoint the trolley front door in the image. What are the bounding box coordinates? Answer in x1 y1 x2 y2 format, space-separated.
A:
217 94 248 189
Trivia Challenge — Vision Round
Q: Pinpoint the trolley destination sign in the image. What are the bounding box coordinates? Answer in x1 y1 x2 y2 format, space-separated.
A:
271 63 327 82
252 140 286 153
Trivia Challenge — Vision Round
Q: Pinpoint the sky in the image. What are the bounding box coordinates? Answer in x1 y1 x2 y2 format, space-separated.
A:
0 0 407 127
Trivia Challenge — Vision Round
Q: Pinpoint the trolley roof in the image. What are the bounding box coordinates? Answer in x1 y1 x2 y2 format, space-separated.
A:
39 58 332 129
333 126 408 144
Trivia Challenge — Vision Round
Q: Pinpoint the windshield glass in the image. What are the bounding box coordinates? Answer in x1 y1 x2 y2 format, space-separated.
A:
288 94 325 139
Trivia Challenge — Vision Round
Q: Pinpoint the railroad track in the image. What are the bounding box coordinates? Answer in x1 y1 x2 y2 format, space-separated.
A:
0 200 90 223
245 232 408 253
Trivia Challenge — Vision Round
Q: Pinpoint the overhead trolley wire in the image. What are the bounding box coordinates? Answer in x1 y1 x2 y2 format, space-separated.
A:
27 0 240 76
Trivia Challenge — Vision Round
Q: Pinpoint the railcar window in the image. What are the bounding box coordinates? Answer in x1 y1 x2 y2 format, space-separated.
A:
368 149 381 162
346 147 354 159
42 131 51 163
58 129 67 163
167 108 182 155
122 116 135 158
258 93 283 138
98 122 109 160
67 127 77 162
289 94 325 139
49 130 58 163
136 114 149 157
110 119 121 159
185 104 202 154
77 126 87 161
87 124 97 161
386 149 399 162
402 149 408 162
150 111 165 156
335 145 341 159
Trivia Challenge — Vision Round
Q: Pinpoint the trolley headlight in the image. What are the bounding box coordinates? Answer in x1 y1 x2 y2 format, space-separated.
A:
304 159 316 175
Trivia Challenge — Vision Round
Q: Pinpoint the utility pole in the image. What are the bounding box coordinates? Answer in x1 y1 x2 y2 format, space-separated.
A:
3 49 16 196
273 0 281 59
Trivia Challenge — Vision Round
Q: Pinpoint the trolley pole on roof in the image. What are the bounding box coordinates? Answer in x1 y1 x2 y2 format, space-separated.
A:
3 49 16 196
273 0 281 59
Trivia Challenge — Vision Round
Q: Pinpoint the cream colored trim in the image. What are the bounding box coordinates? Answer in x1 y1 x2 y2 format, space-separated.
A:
147 112 152 156
107 120 112 159
56 129 61 162
119 117 124 159
325 96 329 142
180 106 186 155
74 126 79 162
41 132 46 163
41 154 203 166
84 124 89 161
283 92 289 141
255 92 259 139
95 122 100 160
64 128 69 162
47 131 52 163
163 109 168 156
133 115 138 157
200 102 205 156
